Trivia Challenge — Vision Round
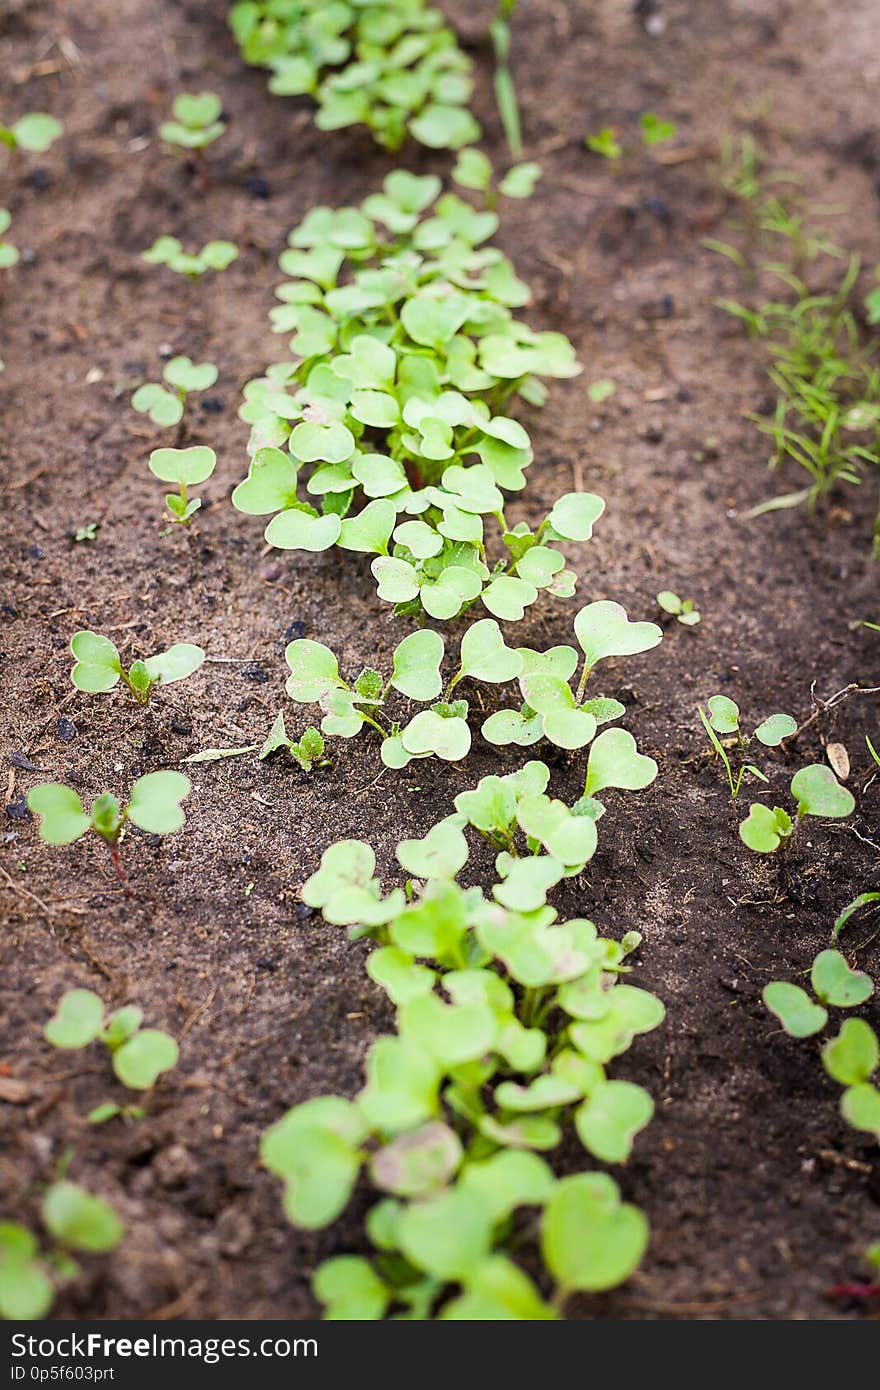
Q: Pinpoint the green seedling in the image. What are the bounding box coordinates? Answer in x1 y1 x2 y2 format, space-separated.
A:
70 629 204 703
834 891 880 940
159 91 225 151
585 127 622 160
284 601 660 786
232 170 582 618
697 694 796 799
73 522 99 543
27 770 191 887
0 208 19 269
132 357 219 428
763 942 879 1147
490 0 523 156
263 765 662 1320
148 444 216 525
656 591 700 626
45 988 179 1091
185 710 328 771
451 148 541 207
230 0 479 152
0 1182 123 1321
588 379 616 403
640 113 677 147
740 764 855 853
142 236 238 278
0 112 63 153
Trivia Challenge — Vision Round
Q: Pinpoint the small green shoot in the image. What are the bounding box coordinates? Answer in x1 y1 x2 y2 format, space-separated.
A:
740 764 855 853
656 591 700 626
640 113 677 147
585 128 622 161
148 445 216 525
70 630 204 703
132 357 218 428
0 1182 123 1321
0 112 63 153
45 988 179 1090
697 694 796 799
142 236 238 278
159 92 225 151
0 208 19 269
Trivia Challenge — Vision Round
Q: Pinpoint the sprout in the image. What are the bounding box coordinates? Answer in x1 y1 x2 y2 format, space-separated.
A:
0 1180 123 1320
0 208 19 269
142 236 238 278
159 91 225 151
148 445 216 525
132 357 218 428
656 590 701 626
70 629 204 703
697 694 797 800
740 764 855 853
27 771 191 886
0 112 63 153
45 989 179 1091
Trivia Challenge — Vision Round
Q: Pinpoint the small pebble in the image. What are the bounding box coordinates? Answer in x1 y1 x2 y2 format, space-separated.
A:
56 716 77 742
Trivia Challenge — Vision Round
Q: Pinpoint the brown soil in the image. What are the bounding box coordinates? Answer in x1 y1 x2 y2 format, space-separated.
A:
1 0 878 1322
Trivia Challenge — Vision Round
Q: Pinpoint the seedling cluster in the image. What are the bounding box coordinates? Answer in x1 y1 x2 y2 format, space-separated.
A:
160 91 226 151
70 630 204 703
0 1183 123 1321
45 989 179 1092
265 759 664 1318
148 445 217 525
142 236 238 278
697 693 797 800
132 356 218 428
739 764 854 854
229 0 479 151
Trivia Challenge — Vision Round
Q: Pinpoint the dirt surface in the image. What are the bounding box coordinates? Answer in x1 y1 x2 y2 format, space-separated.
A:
1 0 879 1321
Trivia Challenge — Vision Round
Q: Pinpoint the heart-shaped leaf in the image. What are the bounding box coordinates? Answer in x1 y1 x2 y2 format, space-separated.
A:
574 1080 654 1162
132 382 182 426
516 794 598 867
358 1035 441 1133
142 643 204 686
481 574 538 621
27 784 91 845
546 492 605 541
753 713 797 746
372 556 421 605
367 947 436 1006
371 1121 463 1198
574 600 662 671
441 1256 558 1321
261 1097 368 1229
493 855 564 911
232 447 301 515
396 821 469 880
706 695 739 734
163 356 218 393
289 419 355 465
45 989 104 1049
541 1172 648 1292
459 618 523 683
397 1187 493 1282
811 949 874 1007
584 728 657 796
265 507 342 551
313 1256 388 1321
739 803 793 853
337 499 395 554
172 91 222 128
391 629 444 702
126 771 190 834
284 641 339 705
420 565 483 620
42 1182 124 1253
402 709 471 762
841 1083 880 1139
112 1030 179 1090
521 674 597 751
823 1019 879 1086
763 981 827 1037
791 765 855 819
148 445 216 486
70 630 122 693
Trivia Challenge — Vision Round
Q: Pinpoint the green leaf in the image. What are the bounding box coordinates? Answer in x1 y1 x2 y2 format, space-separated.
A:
706 695 739 734
402 709 471 762
458 1150 555 1222
753 713 797 746
739 803 793 853
45 989 104 1049
112 1030 179 1090
70 630 122 693
481 574 537 622
516 794 598 867
811 950 874 1008
148 445 216 486
27 784 91 845
762 981 828 1037
791 765 855 819
569 985 666 1062
547 493 605 542
493 855 564 912
390 629 444 702
409 104 480 151
366 947 436 1006
574 600 662 670
12 112 63 152
42 1182 124 1253
574 1081 654 1162
442 1255 557 1320
823 1019 879 1086
542 1172 648 1292
171 91 222 128
521 674 597 751
265 508 342 551
397 1188 493 1281
338 498 396 554
101 1006 143 1049
399 993 497 1067
358 1035 441 1133
840 1083 880 1138
301 840 389 926
371 1121 463 1198
499 162 542 199
396 821 469 880
261 1097 368 1230
834 892 880 940
131 383 183 427
0 1223 53 1320
452 147 493 192
285 640 340 702
126 770 190 834
640 112 676 146
163 356 218 393
142 643 204 687
313 1256 388 1321
584 728 657 797
233 447 301 515
458 618 522 684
